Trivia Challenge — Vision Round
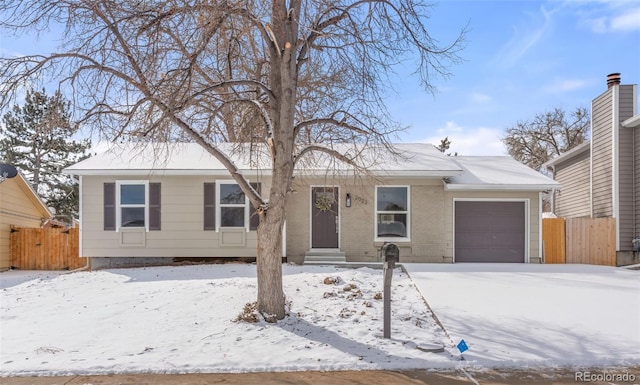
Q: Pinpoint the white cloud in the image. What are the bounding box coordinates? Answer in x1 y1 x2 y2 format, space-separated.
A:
423 122 508 156
610 7 640 32
471 92 492 103
542 78 589 92
570 2 640 33
495 6 554 67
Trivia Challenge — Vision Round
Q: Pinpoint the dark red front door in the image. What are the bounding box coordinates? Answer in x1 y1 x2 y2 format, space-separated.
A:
311 187 339 248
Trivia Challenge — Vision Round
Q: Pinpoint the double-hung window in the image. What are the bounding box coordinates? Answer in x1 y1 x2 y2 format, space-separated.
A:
117 181 148 230
104 181 160 232
375 186 410 240
217 181 248 229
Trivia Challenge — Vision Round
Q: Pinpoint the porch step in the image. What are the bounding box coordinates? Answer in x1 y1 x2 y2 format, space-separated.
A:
304 250 347 264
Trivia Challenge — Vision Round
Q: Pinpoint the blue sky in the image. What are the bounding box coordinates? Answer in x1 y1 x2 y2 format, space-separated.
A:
387 0 640 155
1 1 639 156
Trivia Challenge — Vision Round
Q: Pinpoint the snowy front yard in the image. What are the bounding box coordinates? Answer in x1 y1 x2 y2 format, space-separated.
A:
0 264 455 376
1 263 638 377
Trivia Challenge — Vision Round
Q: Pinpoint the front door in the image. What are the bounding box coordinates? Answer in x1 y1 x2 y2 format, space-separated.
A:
311 187 339 248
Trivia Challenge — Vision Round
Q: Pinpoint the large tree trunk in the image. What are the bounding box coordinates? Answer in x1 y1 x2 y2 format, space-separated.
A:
255 197 286 321
254 1 299 321
255 129 295 321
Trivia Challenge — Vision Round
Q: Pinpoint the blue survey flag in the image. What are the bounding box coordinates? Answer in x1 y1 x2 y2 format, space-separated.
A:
457 339 469 353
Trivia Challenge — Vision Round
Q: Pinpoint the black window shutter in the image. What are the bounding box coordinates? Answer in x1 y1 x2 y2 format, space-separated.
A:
204 182 216 230
149 183 161 231
104 183 116 231
249 182 261 231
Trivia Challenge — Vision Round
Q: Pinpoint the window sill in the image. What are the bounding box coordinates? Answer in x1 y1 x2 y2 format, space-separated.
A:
374 238 411 245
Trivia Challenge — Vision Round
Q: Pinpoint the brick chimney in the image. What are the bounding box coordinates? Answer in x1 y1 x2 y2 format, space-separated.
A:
607 72 621 89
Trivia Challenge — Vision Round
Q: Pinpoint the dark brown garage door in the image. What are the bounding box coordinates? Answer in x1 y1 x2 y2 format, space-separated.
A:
455 201 525 263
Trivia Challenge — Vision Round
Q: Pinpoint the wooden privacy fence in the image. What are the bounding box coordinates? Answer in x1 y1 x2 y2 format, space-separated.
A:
542 218 616 266
10 226 86 270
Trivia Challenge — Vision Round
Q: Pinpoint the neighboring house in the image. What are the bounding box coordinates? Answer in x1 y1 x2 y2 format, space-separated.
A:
0 172 53 270
544 73 639 265
63 142 558 268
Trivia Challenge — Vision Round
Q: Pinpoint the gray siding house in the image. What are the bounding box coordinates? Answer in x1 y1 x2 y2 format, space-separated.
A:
544 73 639 265
65 143 558 268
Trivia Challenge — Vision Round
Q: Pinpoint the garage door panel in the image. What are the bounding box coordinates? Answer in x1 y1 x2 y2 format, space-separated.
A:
455 201 525 263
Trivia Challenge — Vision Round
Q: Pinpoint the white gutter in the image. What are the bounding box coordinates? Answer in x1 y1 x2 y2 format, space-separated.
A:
64 168 465 178
63 169 272 177
444 184 560 191
622 113 640 128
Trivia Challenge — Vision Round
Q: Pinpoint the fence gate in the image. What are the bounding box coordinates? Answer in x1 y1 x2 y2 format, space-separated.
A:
10 226 86 270
542 218 616 266
543 218 566 263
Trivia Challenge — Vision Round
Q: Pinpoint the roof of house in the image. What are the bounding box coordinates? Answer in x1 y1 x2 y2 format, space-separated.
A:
64 142 558 191
1 172 53 219
542 142 591 169
445 156 560 191
622 114 640 128
64 142 464 177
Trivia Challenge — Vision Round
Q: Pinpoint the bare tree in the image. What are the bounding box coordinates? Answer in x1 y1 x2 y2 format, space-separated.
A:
0 0 465 320
502 107 590 171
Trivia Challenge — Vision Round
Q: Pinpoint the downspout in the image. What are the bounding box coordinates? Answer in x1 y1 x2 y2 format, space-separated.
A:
633 86 638 248
64 175 92 274
66 256 92 274
539 192 544 263
548 165 556 214
633 127 637 242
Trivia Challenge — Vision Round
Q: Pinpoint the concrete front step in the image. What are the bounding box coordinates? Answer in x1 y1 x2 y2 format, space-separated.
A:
304 250 347 264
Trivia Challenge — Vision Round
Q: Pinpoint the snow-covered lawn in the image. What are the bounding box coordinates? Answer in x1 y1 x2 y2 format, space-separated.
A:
0 264 454 376
404 263 640 368
2 263 638 377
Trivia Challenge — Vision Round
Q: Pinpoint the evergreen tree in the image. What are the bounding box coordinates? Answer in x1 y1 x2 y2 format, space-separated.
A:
0 89 90 221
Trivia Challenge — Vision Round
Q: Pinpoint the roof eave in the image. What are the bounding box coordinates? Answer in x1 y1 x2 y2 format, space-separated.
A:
15 173 53 219
622 114 640 128
62 169 270 177
542 142 591 168
444 183 560 191
64 168 464 178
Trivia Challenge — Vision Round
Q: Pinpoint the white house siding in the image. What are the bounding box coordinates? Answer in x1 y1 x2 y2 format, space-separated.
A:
619 85 636 250
80 175 270 258
285 176 447 264
553 150 591 218
444 191 541 263
591 89 614 218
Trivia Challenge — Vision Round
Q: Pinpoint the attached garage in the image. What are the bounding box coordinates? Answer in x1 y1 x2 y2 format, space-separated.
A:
454 200 526 263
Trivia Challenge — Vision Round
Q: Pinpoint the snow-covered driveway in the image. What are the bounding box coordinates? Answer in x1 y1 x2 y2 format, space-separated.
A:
404 263 640 368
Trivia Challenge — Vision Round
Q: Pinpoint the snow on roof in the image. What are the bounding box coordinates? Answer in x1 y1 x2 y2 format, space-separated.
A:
65 142 559 190
64 142 464 177
64 142 268 176
542 141 591 168
445 156 560 191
